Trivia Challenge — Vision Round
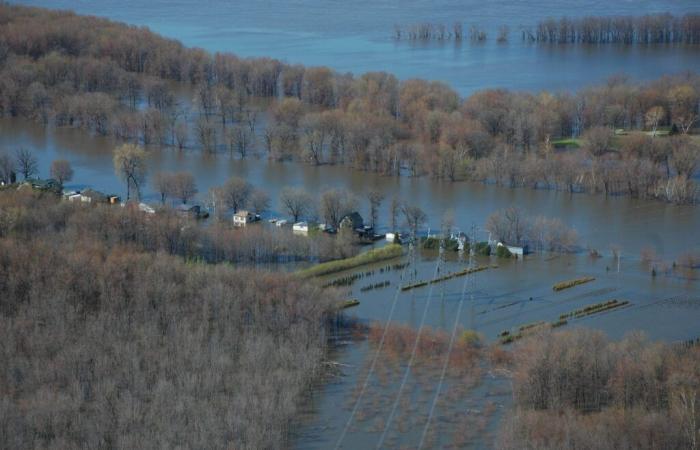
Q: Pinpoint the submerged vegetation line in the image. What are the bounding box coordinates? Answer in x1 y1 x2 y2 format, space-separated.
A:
552 276 596 291
400 265 493 291
297 244 403 278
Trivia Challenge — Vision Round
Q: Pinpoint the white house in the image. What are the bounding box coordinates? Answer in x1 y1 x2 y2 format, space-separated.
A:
497 242 528 257
139 203 156 214
233 210 255 227
292 221 309 234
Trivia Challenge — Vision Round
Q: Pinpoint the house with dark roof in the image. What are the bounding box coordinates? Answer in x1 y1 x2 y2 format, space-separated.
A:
339 212 364 231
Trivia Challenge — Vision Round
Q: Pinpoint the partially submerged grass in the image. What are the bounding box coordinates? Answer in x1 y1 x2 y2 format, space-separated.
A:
500 299 630 344
340 298 360 309
400 265 494 291
552 276 595 291
559 299 630 320
297 244 403 278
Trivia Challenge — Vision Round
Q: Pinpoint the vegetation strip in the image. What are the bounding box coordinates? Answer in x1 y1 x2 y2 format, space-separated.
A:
400 265 493 291
559 299 630 320
552 276 596 291
297 244 403 278
340 299 360 309
499 299 631 344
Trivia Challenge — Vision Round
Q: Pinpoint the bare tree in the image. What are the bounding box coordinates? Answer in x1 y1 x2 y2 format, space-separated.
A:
280 187 313 222
217 176 252 213
367 190 385 230
486 207 529 245
582 126 613 157
174 121 188 150
153 171 174 205
645 106 665 136
195 118 217 154
402 204 427 239
0 152 17 184
249 189 270 216
113 144 147 201
389 196 401 232
15 148 38 180
171 172 198 204
320 188 357 228
670 135 700 179
50 159 73 186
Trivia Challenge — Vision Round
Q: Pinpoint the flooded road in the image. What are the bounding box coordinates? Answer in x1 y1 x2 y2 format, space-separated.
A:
13 0 700 95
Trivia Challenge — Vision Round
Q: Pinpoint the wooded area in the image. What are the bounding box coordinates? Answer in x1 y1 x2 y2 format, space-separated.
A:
0 5 698 204
0 188 339 449
498 329 700 450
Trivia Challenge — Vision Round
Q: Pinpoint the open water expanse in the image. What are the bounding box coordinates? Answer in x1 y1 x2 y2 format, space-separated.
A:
13 0 700 95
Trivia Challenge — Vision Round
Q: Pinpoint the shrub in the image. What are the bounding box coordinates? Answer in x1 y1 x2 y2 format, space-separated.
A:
474 241 491 256
496 245 512 258
297 244 403 278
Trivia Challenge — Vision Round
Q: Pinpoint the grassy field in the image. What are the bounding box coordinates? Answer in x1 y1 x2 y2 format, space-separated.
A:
296 244 403 278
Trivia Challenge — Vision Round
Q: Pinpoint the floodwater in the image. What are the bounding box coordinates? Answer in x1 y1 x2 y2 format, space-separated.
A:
1 114 699 447
13 0 700 95
5 0 700 447
1 117 699 258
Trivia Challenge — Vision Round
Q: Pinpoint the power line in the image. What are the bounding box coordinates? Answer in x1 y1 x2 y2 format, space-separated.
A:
418 224 475 449
333 243 413 450
375 247 443 449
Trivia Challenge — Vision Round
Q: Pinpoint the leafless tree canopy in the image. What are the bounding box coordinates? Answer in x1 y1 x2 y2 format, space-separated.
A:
320 188 357 228
49 159 73 185
14 148 38 180
0 189 338 450
498 329 700 450
279 187 313 222
0 5 697 203
113 144 147 201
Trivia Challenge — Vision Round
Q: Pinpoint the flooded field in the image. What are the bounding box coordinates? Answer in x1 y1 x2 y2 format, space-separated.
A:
294 248 698 448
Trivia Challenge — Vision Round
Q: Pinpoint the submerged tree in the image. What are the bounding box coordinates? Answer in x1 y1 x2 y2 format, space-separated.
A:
113 144 147 201
49 159 73 187
280 186 313 222
15 148 38 180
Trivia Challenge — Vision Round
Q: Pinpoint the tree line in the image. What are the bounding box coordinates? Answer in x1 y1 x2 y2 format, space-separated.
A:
527 13 700 44
0 4 698 204
0 188 340 449
497 329 700 450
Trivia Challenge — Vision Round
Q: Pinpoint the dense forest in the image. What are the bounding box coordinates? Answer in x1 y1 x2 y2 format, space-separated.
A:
0 5 698 203
497 329 700 450
0 188 341 449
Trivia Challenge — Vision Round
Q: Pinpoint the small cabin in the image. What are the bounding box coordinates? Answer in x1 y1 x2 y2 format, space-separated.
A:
80 189 108 203
339 212 364 231
176 204 204 218
233 210 254 227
